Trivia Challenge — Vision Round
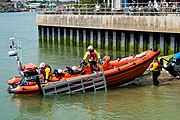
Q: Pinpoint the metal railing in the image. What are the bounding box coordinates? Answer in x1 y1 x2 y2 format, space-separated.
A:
38 2 180 16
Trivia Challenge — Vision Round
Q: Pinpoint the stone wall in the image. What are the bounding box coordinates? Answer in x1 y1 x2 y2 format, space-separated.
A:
36 14 180 33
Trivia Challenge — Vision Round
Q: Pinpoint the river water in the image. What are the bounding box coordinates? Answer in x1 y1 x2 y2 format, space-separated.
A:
0 12 180 120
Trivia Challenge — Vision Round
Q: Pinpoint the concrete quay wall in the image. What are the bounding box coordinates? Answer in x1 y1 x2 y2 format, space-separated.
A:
36 14 180 55
36 14 180 33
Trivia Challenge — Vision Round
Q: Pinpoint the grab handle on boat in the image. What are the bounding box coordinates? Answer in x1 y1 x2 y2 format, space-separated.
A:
117 58 121 62
116 67 120 71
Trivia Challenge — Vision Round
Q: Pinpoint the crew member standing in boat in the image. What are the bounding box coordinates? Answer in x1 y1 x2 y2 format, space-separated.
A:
150 57 161 86
82 45 101 72
44 64 52 82
39 62 46 76
39 62 52 82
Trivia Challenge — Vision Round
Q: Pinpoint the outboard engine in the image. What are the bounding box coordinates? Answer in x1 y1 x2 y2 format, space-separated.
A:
160 52 180 77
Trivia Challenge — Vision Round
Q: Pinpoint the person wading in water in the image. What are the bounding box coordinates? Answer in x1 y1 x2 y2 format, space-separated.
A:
150 57 162 86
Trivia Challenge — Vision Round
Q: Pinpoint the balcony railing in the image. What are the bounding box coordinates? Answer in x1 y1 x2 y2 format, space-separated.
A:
38 2 180 16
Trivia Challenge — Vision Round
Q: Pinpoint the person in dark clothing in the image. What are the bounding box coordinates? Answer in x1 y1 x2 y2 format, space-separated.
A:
54 69 65 77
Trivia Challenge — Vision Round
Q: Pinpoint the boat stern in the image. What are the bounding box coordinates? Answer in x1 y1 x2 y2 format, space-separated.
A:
7 76 21 85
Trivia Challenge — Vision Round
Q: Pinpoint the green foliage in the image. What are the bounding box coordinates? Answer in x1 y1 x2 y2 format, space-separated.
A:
0 3 6 7
80 0 104 4
93 39 97 48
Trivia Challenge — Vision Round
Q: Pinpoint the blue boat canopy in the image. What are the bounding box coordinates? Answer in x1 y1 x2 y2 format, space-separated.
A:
173 52 180 60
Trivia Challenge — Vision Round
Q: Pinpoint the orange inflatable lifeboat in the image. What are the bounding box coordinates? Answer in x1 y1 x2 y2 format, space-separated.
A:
7 49 160 94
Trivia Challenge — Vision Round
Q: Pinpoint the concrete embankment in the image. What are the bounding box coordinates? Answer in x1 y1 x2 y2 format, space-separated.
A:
36 14 180 55
36 14 180 33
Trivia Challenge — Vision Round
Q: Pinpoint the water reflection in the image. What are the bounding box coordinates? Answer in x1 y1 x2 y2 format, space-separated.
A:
10 87 156 120
11 94 59 120
11 78 180 120
11 91 137 120
38 42 132 69
11 92 109 120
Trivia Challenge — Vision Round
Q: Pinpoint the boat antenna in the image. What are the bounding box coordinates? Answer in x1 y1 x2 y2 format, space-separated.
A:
17 39 22 64
8 37 24 74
